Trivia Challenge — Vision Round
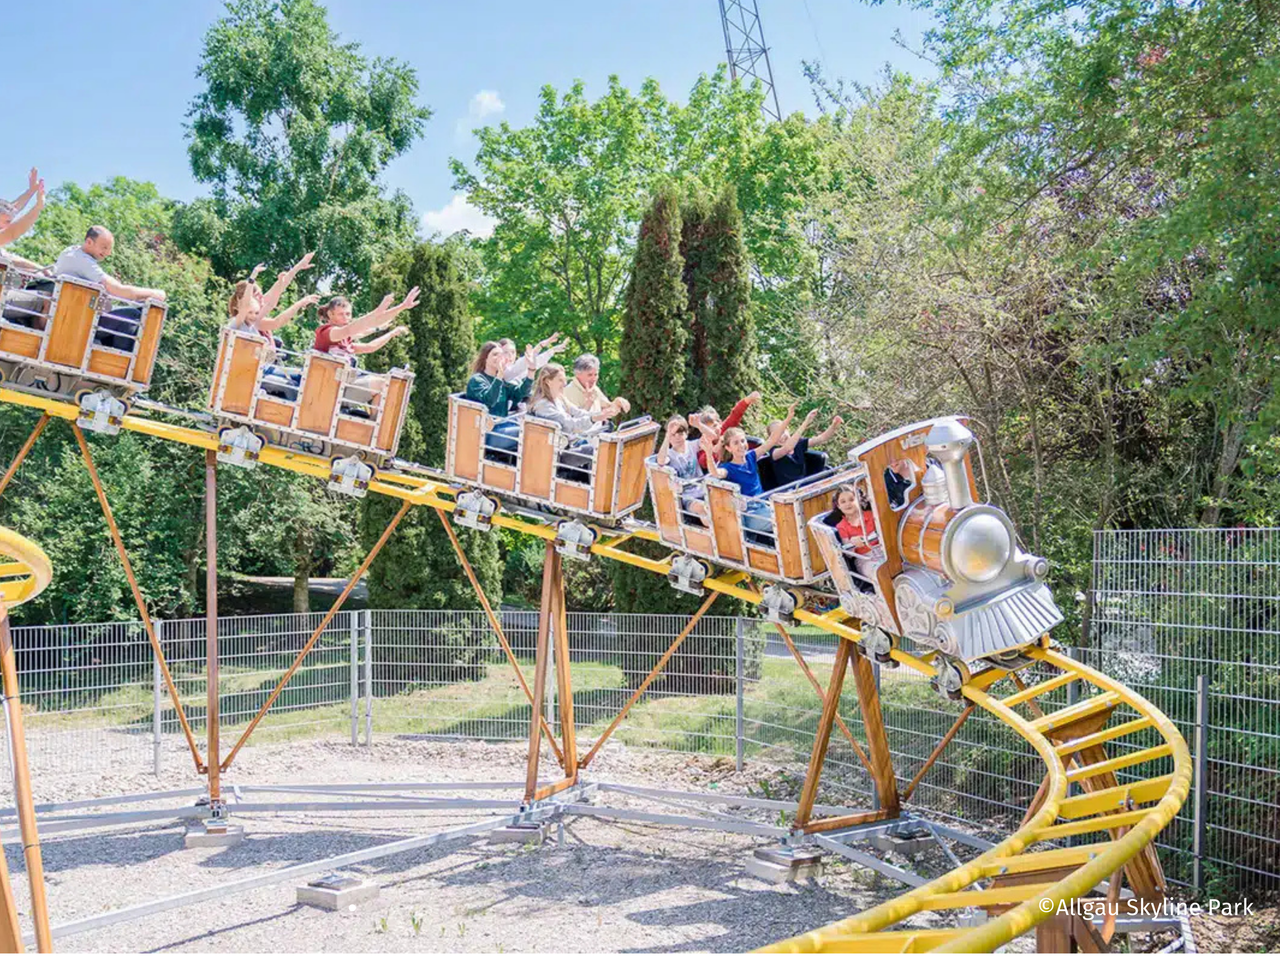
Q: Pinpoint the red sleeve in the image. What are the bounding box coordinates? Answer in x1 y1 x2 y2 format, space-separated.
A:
722 397 751 431
313 324 331 352
697 448 708 471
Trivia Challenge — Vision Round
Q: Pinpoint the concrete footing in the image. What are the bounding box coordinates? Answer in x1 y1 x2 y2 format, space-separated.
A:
745 845 826 884
869 824 932 857
184 821 245 849
488 822 550 845
296 874 380 911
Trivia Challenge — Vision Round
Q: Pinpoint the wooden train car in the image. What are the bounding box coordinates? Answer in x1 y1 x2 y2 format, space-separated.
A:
807 417 1062 695
646 452 866 598
0 258 166 431
209 328 413 494
445 393 659 549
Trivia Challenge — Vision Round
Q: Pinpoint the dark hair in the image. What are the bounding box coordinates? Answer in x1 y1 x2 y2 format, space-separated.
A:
825 483 860 527
85 225 109 242
473 341 501 375
318 296 351 323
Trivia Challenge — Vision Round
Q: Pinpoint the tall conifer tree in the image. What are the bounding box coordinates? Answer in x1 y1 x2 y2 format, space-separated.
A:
701 185 758 414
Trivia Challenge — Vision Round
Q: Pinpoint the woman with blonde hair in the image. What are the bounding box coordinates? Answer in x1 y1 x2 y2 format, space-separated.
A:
528 362 626 482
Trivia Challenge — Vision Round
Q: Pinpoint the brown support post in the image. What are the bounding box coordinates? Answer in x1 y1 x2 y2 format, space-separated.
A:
73 425 206 771
579 590 719 769
221 500 411 772
772 624 875 778
204 451 221 809
849 642 900 816
434 508 563 766
524 543 558 802
0 414 49 503
901 703 976 803
552 557 577 778
794 636 854 829
0 610 52 952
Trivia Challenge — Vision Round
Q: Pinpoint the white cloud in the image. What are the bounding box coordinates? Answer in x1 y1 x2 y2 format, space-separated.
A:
456 89 505 140
422 194 496 239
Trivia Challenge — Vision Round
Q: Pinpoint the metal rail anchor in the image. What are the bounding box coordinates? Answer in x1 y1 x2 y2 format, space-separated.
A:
454 490 497 531
75 390 126 436
215 426 263 468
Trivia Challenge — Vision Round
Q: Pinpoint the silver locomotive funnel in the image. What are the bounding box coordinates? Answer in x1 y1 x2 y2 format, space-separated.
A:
925 419 975 510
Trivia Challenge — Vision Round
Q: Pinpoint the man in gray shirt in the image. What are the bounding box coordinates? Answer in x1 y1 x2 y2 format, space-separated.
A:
52 226 166 348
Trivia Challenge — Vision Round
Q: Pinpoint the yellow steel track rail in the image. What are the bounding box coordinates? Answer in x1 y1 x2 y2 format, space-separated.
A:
0 387 1193 953
761 644 1192 953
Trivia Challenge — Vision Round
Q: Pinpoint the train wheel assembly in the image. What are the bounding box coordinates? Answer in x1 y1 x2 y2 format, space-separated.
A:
760 584 803 626
455 490 498 531
554 520 597 561
667 555 708 596
856 625 896 665
931 655 971 701
328 455 375 498
216 426 264 469
75 389 126 436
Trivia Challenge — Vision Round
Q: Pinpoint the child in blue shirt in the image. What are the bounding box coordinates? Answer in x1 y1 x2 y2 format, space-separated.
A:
707 418 790 543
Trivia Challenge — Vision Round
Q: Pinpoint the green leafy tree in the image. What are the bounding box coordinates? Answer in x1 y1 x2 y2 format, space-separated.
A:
452 69 826 382
181 0 431 291
357 242 502 611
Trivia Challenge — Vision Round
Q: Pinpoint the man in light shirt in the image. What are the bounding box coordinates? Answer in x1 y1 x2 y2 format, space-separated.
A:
563 353 630 417
51 226 166 347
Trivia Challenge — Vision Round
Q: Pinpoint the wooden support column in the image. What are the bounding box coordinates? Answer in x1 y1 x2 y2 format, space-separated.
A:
435 508 563 765
204 451 221 808
524 543 558 802
551 555 577 778
73 424 206 772
795 637 854 829
0 610 51 952
849 643 900 816
221 500 411 771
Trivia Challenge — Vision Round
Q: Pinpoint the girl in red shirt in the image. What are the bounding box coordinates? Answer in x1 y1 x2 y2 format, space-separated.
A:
825 484 882 587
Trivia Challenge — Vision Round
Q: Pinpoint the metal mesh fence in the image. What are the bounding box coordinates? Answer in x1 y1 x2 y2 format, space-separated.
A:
0 529 1275 896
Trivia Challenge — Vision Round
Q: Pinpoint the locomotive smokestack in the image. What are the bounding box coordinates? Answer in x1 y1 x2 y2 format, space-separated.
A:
925 419 975 510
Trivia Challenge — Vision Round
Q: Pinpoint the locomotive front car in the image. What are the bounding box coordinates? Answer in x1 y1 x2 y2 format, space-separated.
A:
209 327 414 496
0 258 166 431
445 393 660 555
647 451 868 609
809 416 1062 696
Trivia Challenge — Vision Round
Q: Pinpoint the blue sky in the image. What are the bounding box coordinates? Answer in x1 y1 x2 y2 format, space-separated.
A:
2 0 935 237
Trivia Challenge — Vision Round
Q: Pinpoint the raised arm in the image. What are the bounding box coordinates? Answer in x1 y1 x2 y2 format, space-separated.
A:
259 293 319 332
260 251 315 317
755 405 795 458
701 434 726 479
345 286 420 341
774 409 818 459
351 326 410 355
0 181 44 248
810 414 844 447
7 168 40 213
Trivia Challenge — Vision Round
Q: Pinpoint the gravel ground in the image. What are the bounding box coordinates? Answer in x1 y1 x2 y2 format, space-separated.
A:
0 733 1181 953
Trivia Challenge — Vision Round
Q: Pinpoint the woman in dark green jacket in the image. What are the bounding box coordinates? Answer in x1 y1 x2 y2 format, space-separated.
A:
467 340 535 458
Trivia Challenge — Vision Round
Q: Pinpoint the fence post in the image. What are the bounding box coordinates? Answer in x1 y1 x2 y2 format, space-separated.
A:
871 658 881 811
152 619 163 777
735 617 745 772
363 610 373 747
1193 673 1208 892
349 610 359 747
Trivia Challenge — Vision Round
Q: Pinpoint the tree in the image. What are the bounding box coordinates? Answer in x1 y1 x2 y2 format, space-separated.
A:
357 242 502 611
451 69 826 385
181 0 431 292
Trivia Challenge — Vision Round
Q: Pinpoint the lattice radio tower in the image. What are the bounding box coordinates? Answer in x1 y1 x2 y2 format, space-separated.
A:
718 0 782 122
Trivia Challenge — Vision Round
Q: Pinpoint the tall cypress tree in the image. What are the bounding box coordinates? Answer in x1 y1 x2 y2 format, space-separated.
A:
677 184 712 415
700 185 758 414
358 242 502 623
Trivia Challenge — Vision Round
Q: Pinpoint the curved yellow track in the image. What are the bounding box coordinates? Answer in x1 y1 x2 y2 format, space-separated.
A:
0 526 52 607
761 643 1192 953
0 387 1191 953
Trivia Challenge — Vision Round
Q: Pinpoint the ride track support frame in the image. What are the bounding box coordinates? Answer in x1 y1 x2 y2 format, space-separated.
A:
522 544 579 803
0 607 51 953
793 635 900 833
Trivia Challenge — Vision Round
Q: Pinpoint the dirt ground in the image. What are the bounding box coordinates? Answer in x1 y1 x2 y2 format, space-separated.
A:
0 734 1214 953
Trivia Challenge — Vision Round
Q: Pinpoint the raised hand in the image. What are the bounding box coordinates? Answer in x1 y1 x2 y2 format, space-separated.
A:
376 293 396 313
391 326 410 339
249 262 267 281
786 402 798 420
28 167 38 191
299 293 321 309
291 251 316 276
745 390 763 406
615 397 632 414
398 286 420 312
831 415 845 428
524 343 537 367
33 181 45 210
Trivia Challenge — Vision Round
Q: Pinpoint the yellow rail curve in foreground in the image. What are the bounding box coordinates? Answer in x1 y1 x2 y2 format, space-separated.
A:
0 526 52 607
0 387 1191 952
